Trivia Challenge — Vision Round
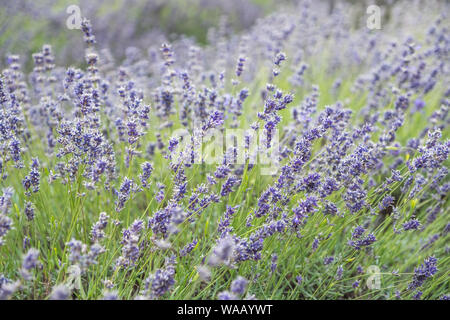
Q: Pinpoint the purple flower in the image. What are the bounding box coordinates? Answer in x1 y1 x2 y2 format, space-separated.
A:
103 291 119 300
408 256 438 290
323 256 334 265
180 239 197 257
91 212 109 242
343 181 367 214
349 233 377 250
323 201 338 216
403 219 421 231
414 99 425 111
24 201 35 221
22 158 40 195
352 225 366 239
21 248 40 280
230 276 248 295
293 196 318 226
209 236 235 266
168 137 179 153
214 165 231 179
218 291 238 300
160 43 175 67
218 205 238 238
220 175 241 197
357 265 364 274
115 219 144 269
22 248 39 269
311 238 320 252
235 56 246 77
145 256 176 298
0 188 13 246
155 183 165 203
139 162 153 188
320 177 339 198
50 284 71 300
413 291 423 300
298 172 321 193
336 266 343 280
271 254 278 273
274 52 286 66
348 225 376 250
202 110 224 132
379 195 395 212
115 177 134 212
81 19 96 45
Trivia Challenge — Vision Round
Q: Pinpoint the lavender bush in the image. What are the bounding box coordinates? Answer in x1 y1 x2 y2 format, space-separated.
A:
0 0 448 300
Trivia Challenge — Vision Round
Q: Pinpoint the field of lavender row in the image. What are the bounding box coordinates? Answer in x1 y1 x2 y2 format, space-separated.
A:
0 0 449 300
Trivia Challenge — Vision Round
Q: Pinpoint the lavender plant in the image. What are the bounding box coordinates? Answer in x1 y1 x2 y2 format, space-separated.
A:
0 0 448 300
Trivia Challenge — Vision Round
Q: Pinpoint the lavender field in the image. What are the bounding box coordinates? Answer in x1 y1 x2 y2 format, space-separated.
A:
0 0 449 300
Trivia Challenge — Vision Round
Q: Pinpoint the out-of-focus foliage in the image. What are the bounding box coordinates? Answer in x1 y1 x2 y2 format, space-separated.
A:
0 0 291 69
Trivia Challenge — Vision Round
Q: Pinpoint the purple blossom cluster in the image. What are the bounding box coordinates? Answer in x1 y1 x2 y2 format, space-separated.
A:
407 256 438 291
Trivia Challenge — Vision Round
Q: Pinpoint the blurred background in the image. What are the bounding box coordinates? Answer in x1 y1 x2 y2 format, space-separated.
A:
0 0 283 68
0 0 443 70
